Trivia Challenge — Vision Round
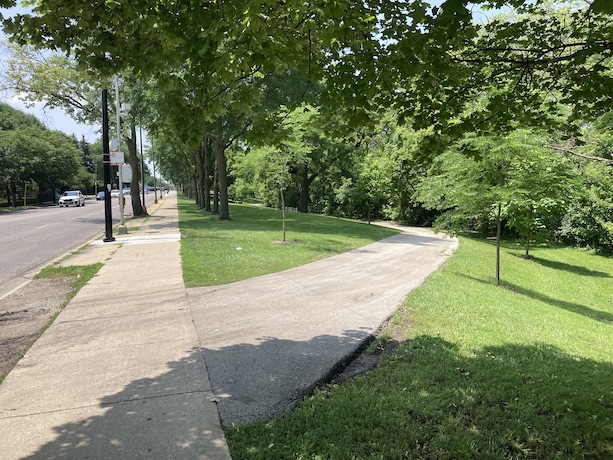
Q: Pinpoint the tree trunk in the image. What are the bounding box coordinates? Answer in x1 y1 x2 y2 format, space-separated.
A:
126 125 147 216
299 163 318 214
496 202 502 286
215 137 230 221
11 182 17 208
525 232 531 258
300 163 309 213
203 135 212 212
281 183 286 242
194 145 204 208
212 154 219 216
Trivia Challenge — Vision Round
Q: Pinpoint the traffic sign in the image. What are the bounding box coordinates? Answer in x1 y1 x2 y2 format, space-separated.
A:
110 151 124 165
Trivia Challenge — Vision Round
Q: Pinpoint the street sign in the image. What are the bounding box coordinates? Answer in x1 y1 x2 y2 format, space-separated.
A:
121 163 132 179
110 151 124 165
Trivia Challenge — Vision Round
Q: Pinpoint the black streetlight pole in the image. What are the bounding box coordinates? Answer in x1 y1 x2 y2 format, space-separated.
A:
102 89 115 242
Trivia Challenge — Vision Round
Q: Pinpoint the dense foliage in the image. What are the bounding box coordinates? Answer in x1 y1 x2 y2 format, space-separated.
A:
0 103 86 206
0 0 611 248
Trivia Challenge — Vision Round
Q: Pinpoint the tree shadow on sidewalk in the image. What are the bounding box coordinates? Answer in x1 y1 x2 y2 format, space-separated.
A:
18 330 373 459
20 349 229 459
18 329 613 459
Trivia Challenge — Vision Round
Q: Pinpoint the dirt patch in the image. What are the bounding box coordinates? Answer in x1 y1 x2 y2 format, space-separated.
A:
0 278 73 381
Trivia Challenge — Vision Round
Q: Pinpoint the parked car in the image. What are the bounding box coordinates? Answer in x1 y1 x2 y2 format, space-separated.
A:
96 191 105 200
122 188 131 195
59 190 85 207
110 189 120 198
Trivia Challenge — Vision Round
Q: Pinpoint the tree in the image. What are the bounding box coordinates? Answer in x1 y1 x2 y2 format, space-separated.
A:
236 106 313 239
560 160 613 252
0 105 82 205
0 42 102 124
1 46 151 214
417 130 576 284
386 0 613 146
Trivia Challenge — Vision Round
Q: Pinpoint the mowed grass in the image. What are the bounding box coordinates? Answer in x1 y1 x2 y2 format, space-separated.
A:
227 237 613 459
178 197 399 287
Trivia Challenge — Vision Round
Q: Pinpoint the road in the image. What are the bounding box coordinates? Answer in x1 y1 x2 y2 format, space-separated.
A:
0 193 158 295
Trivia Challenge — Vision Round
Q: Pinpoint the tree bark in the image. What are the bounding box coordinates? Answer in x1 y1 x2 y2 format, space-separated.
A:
281 183 286 242
11 182 17 208
300 163 309 213
525 233 531 258
126 124 147 216
194 145 204 208
212 143 219 215
215 137 230 220
299 162 318 213
203 135 212 212
496 202 502 285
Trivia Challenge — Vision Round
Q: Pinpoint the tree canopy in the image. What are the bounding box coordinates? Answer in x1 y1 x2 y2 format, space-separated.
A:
1 0 611 252
0 102 83 205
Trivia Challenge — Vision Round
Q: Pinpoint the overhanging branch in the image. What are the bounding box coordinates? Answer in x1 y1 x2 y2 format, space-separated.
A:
548 145 613 164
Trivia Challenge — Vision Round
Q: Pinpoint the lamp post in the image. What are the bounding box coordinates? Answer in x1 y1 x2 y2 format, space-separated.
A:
102 89 114 242
139 123 147 212
114 75 128 235
153 138 158 204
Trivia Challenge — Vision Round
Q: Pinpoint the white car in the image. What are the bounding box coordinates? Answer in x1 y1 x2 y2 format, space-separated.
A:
59 190 85 207
110 189 120 198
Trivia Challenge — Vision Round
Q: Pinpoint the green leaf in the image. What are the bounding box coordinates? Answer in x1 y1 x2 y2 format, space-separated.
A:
590 0 613 14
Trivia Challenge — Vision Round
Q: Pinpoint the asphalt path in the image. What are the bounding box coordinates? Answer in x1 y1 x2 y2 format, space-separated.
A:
0 193 158 296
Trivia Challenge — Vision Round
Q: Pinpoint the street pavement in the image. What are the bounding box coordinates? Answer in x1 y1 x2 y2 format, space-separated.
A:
0 191 457 459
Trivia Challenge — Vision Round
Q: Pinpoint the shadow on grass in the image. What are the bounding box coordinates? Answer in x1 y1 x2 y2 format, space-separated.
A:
469 235 611 279
179 202 449 251
178 200 399 241
16 332 613 459
504 281 613 323
226 335 613 459
9 306 613 460
527 256 612 278
462 274 613 323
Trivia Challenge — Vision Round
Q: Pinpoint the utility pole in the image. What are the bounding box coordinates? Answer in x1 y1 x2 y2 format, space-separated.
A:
153 138 158 204
102 89 114 243
115 75 127 235
140 123 147 212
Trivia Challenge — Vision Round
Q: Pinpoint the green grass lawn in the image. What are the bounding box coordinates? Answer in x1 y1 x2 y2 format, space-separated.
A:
226 236 613 459
178 197 399 287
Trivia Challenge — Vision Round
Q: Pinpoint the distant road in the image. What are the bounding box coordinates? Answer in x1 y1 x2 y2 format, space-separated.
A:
0 194 157 293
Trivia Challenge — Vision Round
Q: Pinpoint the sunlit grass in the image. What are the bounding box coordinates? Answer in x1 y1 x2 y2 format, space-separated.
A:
227 236 613 459
178 197 399 287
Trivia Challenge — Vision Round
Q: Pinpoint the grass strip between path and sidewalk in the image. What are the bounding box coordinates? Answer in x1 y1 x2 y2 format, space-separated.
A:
177 197 399 287
225 236 613 459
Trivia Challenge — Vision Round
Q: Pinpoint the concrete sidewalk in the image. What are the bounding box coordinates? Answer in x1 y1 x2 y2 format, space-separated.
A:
187 223 458 427
0 192 231 459
0 192 457 459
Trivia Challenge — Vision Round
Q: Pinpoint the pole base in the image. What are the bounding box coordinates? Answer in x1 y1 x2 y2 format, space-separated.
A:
117 225 128 235
103 237 116 243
